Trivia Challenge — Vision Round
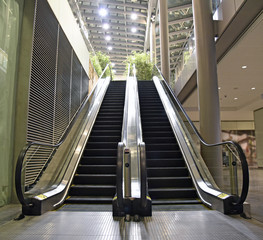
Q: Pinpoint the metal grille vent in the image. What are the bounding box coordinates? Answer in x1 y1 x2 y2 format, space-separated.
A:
25 0 90 187
27 0 58 144
54 26 72 143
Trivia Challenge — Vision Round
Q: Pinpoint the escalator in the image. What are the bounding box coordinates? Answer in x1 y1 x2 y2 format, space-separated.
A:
65 81 126 204
138 81 200 205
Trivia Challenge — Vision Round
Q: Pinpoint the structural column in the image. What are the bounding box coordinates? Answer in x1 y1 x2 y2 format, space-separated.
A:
150 18 156 64
192 0 223 187
158 0 170 83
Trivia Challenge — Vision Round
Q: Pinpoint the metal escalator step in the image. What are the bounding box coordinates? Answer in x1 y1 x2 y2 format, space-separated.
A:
147 159 185 168
90 130 121 136
95 116 123 121
143 131 175 138
81 156 116 165
68 81 125 204
65 196 113 204
69 184 116 197
146 143 180 151
83 149 117 157
147 167 188 177
148 188 197 199
151 199 201 205
85 142 118 149
94 121 122 125
92 126 122 131
73 174 116 185
143 137 178 144
146 150 182 159
88 136 121 142
77 165 116 174
148 176 193 188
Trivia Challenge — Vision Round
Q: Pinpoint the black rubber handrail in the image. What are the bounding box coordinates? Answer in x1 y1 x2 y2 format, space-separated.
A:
15 65 111 207
154 65 249 205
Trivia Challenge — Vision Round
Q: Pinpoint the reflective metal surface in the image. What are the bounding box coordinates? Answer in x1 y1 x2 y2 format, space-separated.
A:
120 64 142 198
152 73 247 213
16 66 111 213
1 210 263 239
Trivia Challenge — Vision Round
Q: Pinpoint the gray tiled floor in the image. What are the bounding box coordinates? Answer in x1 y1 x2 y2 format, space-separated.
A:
246 168 263 222
0 168 262 239
0 210 263 239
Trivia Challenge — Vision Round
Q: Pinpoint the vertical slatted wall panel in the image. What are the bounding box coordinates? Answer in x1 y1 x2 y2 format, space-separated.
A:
82 68 89 101
25 0 90 188
27 0 58 144
54 26 71 143
70 52 82 119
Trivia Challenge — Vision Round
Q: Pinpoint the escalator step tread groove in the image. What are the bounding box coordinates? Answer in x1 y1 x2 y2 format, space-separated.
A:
68 81 125 205
138 80 199 205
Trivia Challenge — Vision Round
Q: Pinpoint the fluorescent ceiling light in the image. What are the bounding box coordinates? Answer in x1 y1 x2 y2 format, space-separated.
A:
242 65 247 69
103 23 110 30
234 97 238 100
251 87 256 90
131 13 137 20
105 35 111 41
131 27 137 33
99 8 108 17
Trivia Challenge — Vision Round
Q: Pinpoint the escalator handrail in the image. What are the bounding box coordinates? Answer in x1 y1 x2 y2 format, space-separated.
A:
115 65 130 210
15 64 111 207
132 64 148 207
154 65 249 205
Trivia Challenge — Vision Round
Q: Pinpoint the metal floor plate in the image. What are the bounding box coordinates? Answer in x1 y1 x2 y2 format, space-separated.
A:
0 210 263 239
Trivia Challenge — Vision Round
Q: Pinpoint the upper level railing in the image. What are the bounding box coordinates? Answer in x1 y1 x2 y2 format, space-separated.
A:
15 65 111 208
153 65 249 207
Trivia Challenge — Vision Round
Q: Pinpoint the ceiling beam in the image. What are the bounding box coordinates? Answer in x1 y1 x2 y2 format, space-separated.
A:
88 27 145 37
168 3 192 12
81 0 148 10
84 13 147 24
90 39 144 47
89 32 144 42
84 19 146 31
80 5 147 17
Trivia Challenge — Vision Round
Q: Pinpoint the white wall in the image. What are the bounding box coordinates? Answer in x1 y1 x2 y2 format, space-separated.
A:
47 0 89 75
214 0 245 35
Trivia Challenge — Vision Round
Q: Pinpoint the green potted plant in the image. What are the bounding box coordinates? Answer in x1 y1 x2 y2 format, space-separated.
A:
90 51 112 78
125 51 154 80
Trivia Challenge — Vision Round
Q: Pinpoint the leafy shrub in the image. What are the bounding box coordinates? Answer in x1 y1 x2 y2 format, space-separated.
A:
125 51 154 80
90 51 112 78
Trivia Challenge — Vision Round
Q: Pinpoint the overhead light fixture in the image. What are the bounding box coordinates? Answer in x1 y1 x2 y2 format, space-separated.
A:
103 23 110 30
234 97 238 100
131 13 137 20
105 35 111 41
218 87 221 90
108 46 113 51
99 8 108 17
131 27 137 33
242 65 247 69
251 87 256 90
